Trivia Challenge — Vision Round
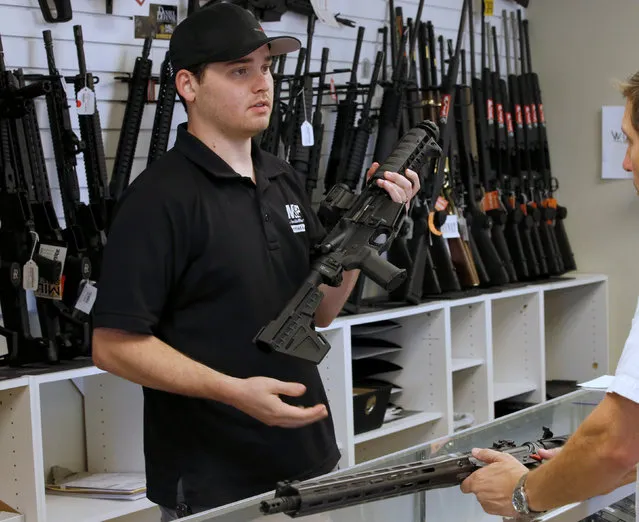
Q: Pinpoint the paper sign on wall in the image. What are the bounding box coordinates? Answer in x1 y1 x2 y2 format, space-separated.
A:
601 105 632 180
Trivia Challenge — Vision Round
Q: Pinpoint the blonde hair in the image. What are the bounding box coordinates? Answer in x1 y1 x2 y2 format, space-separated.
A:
619 71 639 131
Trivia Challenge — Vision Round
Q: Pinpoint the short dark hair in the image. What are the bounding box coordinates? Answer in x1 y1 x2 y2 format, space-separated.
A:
177 62 209 113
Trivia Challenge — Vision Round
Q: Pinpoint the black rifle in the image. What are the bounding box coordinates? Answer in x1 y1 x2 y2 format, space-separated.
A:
484 22 518 283
338 51 384 192
0 40 87 365
372 30 408 165
323 26 364 192
305 47 329 198
520 16 563 276
42 30 99 307
254 120 442 364
0 55 57 365
260 54 287 156
522 19 575 272
513 11 549 277
499 11 531 281
288 15 316 178
281 47 306 160
109 37 153 201
261 428 568 518
71 25 111 260
507 11 540 279
148 51 177 167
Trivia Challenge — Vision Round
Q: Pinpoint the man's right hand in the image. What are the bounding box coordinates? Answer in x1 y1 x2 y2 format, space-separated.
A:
229 376 328 428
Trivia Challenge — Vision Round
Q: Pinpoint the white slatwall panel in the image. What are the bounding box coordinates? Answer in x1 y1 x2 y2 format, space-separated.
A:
0 0 524 222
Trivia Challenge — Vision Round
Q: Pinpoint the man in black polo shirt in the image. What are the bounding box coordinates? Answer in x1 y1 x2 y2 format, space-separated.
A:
92 3 420 520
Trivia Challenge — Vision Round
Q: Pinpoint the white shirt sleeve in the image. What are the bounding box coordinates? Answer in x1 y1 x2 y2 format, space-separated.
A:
607 297 639 404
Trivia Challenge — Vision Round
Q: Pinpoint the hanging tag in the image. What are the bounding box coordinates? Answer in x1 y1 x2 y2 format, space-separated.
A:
35 243 67 300
301 120 314 146
309 0 340 28
484 0 494 16
441 214 461 239
76 86 95 115
74 282 98 315
23 260 39 291
458 215 470 242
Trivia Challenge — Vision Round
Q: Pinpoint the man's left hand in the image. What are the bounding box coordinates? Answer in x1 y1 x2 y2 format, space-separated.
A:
366 162 420 210
459 448 528 517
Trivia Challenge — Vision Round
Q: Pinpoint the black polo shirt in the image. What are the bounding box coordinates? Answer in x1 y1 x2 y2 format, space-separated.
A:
93 123 340 509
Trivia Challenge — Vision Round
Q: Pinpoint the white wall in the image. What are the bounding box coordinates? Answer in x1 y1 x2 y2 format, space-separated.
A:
527 0 639 368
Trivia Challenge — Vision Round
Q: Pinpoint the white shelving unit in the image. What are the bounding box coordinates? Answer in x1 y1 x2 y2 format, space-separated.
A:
0 273 610 522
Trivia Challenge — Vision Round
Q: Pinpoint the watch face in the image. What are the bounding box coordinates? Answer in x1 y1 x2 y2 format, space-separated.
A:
513 486 529 514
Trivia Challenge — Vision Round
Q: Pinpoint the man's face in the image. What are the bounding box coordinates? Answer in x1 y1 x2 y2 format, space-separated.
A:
621 98 639 192
190 45 274 139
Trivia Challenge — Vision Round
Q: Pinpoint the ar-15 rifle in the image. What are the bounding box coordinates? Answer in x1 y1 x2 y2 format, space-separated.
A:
254 120 442 364
261 428 567 518
147 50 177 167
109 37 153 201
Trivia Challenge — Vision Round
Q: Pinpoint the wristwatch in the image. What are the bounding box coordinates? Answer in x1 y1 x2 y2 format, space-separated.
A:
512 472 544 519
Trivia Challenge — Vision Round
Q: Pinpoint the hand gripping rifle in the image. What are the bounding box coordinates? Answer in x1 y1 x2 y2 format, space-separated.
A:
260 428 567 518
253 120 442 364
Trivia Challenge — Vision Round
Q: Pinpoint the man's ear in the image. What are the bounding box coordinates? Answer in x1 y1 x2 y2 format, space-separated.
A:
175 69 197 102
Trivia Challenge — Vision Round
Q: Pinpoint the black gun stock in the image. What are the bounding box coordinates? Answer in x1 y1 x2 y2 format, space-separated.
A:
261 428 568 518
254 120 442 363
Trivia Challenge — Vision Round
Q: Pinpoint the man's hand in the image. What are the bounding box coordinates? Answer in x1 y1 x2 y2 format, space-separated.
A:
366 162 420 210
459 448 528 517
229 376 328 428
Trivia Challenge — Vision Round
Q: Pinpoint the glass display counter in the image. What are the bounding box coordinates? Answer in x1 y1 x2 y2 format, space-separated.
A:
182 389 636 522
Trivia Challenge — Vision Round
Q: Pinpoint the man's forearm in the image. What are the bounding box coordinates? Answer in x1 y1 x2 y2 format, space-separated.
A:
526 395 638 512
315 269 361 327
92 328 240 404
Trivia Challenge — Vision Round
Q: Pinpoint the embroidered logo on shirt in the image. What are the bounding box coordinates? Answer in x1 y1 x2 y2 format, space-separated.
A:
285 204 306 233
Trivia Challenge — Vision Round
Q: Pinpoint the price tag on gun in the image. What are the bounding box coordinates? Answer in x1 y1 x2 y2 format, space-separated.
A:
74 281 98 315
22 231 40 291
441 214 461 239
76 86 95 115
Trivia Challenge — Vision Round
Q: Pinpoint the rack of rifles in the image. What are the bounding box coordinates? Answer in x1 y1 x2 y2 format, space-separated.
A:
0 1 574 369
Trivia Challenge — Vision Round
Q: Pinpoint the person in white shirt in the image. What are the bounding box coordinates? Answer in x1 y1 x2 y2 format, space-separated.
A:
459 71 639 518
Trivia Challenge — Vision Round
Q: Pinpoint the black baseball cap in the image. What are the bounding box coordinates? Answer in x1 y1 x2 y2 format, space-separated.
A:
169 2 301 72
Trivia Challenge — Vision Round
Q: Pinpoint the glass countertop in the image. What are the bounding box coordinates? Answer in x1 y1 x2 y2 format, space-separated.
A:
182 389 610 522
